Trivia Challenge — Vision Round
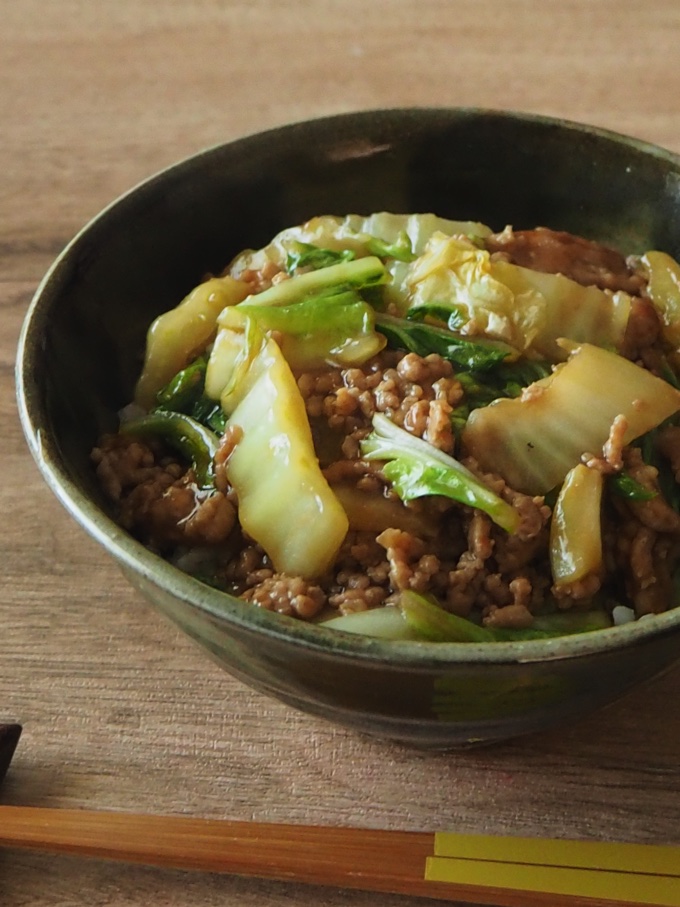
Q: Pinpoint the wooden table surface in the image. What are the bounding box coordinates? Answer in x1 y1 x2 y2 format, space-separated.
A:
2 2 680 905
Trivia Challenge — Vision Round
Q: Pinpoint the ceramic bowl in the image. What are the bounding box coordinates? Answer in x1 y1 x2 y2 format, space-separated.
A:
16 108 680 748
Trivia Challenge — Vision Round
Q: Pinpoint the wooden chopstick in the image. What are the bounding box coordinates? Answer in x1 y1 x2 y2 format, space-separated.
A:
0 806 676 907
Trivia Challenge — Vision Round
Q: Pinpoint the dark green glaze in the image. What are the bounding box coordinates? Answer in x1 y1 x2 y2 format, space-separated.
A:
16 109 680 747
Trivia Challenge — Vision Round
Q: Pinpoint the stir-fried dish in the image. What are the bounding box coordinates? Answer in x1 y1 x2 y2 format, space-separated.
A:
91 213 680 642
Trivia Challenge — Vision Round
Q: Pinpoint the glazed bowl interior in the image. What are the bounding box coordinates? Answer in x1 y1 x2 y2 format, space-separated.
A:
16 108 680 745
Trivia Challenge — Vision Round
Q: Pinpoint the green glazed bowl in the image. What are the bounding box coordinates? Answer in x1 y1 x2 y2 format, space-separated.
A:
16 108 680 747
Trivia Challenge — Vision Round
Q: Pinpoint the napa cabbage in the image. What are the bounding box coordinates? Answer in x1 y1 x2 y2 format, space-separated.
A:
207 322 348 578
361 414 520 533
641 250 680 349
403 233 632 360
227 212 493 309
135 276 250 409
463 340 680 495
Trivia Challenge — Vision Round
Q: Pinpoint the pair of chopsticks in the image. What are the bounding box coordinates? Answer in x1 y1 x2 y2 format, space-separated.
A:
0 806 677 907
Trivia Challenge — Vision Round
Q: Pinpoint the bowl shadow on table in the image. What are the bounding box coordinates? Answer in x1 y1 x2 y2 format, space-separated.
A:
2 660 677 810
17 107 680 749
452 659 680 768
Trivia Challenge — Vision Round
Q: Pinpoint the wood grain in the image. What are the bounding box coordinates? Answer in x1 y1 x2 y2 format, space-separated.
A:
0 808 670 907
2 2 680 906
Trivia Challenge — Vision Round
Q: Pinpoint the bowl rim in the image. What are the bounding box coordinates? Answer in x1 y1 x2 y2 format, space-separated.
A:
15 105 680 669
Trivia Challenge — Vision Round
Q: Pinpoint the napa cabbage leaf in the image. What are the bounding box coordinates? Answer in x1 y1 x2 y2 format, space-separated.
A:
404 233 632 360
463 340 680 495
361 413 520 533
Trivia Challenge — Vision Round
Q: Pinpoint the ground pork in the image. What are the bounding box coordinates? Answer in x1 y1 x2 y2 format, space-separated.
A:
92 435 236 549
95 331 680 630
606 498 680 616
242 574 326 619
213 424 243 495
625 526 675 615
91 434 170 501
94 346 564 624
233 259 283 294
622 447 680 533
657 425 680 480
485 226 646 294
582 414 628 474
621 296 662 361
462 457 552 544
299 351 463 457
483 600 534 630
327 574 389 613
552 572 603 605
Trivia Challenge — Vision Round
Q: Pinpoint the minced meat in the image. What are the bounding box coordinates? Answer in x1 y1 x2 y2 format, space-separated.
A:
92 221 680 634
92 434 236 550
486 226 645 294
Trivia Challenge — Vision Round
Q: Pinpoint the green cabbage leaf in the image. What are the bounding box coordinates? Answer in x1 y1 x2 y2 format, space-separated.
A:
361 413 520 533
